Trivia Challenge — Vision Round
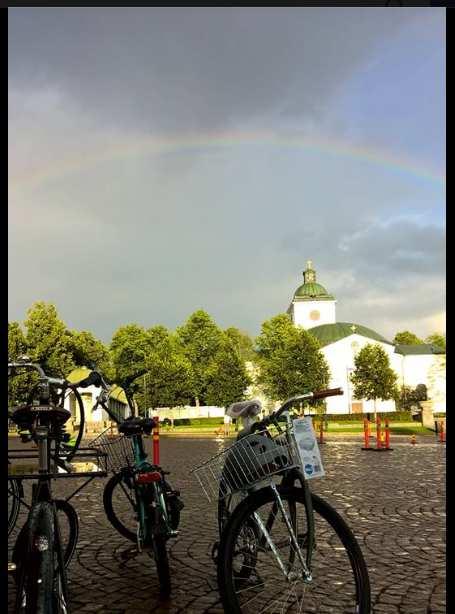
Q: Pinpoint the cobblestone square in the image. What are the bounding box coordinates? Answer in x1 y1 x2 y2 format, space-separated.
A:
8 438 445 613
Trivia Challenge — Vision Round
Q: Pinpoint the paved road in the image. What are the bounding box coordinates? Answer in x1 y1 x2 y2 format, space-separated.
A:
8 438 445 613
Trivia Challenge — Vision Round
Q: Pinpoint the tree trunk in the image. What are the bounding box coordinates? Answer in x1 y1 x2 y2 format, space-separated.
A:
373 398 377 423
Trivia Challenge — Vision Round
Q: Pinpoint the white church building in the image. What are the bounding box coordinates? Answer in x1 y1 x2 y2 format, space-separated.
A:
288 261 446 415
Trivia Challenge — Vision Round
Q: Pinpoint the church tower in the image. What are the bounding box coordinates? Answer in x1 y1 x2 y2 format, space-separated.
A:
288 260 336 329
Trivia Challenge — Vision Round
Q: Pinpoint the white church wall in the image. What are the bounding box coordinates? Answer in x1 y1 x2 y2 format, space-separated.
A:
293 300 336 329
321 335 397 414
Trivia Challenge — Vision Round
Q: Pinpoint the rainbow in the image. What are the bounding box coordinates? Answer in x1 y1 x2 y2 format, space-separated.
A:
8 130 445 191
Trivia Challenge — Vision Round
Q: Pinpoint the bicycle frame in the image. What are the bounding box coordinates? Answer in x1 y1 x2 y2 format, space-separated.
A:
129 434 172 550
225 408 316 577
17 425 69 606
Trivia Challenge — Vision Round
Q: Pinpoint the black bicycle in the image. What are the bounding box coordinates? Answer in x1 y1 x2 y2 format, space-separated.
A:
8 360 107 613
87 369 184 598
193 388 371 613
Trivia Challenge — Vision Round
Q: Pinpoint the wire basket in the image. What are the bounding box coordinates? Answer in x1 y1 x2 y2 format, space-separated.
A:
90 428 135 473
191 429 300 502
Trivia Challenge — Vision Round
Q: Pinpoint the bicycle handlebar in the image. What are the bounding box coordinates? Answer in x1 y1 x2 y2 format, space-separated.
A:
8 361 67 388
252 387 343 432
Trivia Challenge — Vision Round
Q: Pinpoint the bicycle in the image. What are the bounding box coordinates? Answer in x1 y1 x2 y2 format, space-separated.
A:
89 369 184 598
192 388 371 613
8 360 107 613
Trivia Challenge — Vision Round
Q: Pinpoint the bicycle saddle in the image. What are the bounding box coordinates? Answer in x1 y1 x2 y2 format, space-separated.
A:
227 400 262 419
119 417 157 435
10 404 72 428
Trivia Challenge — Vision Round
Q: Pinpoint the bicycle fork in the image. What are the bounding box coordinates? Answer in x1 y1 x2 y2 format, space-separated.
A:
253 483 312 583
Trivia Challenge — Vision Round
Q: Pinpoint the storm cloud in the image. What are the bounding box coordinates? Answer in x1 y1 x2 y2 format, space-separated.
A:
8 8 445 341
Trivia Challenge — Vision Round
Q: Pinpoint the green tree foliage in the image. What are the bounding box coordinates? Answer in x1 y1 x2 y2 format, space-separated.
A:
224 327 255 362
138 327 194 412
350 344 398 418
8 322 33 407
8 321 27 359
397 384 428 411
425 333 446 351
70 330 114 379
393 331 423 345
205 336 251 407
110 324 153 385
24 302 76 377
176 310 224 406
256 314 330 402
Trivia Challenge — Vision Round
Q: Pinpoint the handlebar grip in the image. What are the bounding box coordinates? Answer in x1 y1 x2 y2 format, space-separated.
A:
312 387 344 400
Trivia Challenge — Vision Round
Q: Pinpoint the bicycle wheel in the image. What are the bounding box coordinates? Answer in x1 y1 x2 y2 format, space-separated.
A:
218 486 371 614
152 533 171 598
56 385 85 463
15 502 54 614
103 470 138 542
13 499 79 572
8 478 21 536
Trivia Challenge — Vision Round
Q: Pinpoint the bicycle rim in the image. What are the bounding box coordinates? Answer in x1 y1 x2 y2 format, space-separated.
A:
8 479 21 536
218 486 370 614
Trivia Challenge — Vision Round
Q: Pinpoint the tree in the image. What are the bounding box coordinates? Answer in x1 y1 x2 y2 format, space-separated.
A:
8 322 32 407
138 327 194 413
71 330 114 380
24 302 76 377
110 324 153 385
397 384 427 412
350 344 398 420
205 336 251 407
8 321 27 360
425 333 446 352
256 314 330 403
224 327 256 362
176 310 224 406
393 331 423 345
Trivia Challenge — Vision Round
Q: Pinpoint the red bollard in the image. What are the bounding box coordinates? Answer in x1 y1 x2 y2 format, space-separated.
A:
153 416 160 465
439 421 445 444
384 418 390 450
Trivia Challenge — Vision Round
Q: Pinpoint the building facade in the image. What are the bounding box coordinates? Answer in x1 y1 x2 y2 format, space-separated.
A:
288 262 446 414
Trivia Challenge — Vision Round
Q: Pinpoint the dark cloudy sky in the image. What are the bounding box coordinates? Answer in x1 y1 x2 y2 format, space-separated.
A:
8 8 445 342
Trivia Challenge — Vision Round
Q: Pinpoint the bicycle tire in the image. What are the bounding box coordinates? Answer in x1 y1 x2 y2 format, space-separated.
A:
12 499 79 572
8 478 21 536
152 533 171 598
103 471 137 542
218 486 371 614
15 502 55 614
56 385 85 463
103 471 178 543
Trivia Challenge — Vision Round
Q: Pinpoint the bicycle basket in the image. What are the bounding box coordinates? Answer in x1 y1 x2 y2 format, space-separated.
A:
90 428 134 473
191 429 300 502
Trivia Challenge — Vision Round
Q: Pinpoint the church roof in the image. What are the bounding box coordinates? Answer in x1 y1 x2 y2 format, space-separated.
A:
308 322 393 347
293 260 334 301
394 344 445 356
294 282 334 301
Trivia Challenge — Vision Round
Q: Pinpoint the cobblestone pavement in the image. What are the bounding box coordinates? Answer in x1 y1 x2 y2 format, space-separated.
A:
8 439 445 613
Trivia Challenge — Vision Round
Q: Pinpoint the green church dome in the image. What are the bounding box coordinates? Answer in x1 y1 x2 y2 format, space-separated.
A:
293 260 335 301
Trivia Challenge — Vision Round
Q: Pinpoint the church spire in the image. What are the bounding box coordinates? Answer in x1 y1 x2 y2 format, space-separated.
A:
304 260 316 284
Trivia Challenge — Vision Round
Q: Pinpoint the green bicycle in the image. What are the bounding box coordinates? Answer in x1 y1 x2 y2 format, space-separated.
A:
88 370 184 598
